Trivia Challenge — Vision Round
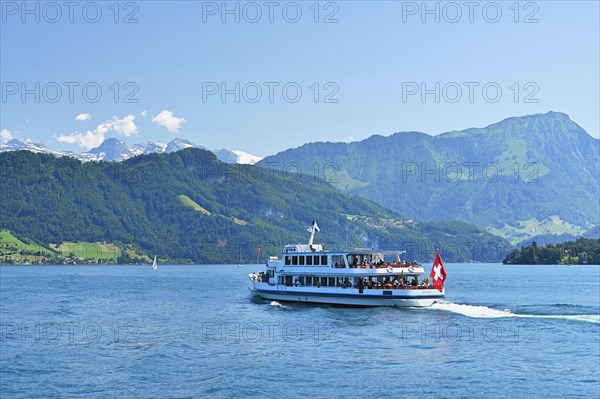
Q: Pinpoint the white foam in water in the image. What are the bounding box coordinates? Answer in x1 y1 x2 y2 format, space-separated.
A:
270 301 289 309
429 301 600 324
430 301 514 318
522 314 600 324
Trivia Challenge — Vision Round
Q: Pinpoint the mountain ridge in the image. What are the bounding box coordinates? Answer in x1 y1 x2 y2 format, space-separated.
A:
0 137 263 165
260 112 599 244
0 148 511 263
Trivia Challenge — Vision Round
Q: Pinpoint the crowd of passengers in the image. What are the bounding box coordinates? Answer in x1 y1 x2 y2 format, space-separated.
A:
250 272 269 283
291 276 432 289
347 259 420 269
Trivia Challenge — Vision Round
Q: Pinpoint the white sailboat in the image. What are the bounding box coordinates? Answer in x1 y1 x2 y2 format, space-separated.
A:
151 255 157 270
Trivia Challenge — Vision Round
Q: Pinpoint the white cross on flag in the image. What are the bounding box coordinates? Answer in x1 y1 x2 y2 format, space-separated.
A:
429 251 447 292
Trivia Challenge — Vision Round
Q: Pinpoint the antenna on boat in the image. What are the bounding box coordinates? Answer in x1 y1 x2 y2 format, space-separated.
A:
307 220 320 247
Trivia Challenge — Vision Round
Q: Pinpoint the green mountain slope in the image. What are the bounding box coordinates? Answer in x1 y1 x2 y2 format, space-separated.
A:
0 149 509 263
260 112 599 244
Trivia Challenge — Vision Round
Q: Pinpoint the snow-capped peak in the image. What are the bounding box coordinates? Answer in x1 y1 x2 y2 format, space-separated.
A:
1 137 263 165
231 150 263 165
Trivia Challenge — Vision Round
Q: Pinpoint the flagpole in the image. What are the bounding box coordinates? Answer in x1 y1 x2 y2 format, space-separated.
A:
308 220 319 246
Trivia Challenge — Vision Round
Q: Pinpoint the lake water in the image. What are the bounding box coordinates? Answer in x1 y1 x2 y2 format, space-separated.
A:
1 264 599 398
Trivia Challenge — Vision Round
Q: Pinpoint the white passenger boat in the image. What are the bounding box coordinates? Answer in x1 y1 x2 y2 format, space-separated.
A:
249 221 446 307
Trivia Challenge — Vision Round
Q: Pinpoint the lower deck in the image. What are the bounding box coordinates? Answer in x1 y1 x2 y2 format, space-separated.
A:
250 281 444 307
251 286 442 307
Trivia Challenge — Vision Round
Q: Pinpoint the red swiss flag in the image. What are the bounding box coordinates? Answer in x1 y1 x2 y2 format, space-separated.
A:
257 247 262 255
429 251 447 292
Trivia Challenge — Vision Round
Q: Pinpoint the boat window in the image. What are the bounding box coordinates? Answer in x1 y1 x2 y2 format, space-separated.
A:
306 256 313 266
306 276 312 285
347 255 355 267
285 276 293 286
292 256 298 265
332 255 345 268
299 256 305 266
328 277 335 287
321 255 328 266
285 256 291 265
313 255 320 266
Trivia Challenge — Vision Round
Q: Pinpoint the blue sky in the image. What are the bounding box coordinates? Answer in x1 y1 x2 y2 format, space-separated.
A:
1 0 598 156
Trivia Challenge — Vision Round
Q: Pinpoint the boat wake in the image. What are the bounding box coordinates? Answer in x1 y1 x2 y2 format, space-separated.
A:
429 301 600 324
429 301 514 318
270 301 290 309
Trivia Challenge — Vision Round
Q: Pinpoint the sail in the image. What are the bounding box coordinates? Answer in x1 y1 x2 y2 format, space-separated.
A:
152 255 157 270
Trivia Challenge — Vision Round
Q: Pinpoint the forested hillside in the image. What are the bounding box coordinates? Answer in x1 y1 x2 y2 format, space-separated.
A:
0 149 510 263
503 238 600 264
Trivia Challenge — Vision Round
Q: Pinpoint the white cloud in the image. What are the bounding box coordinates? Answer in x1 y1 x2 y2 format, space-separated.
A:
140 110 148 117
75 113 92 121
152 110 186 132
55 114 138 149
1 128 13 143
55 130 105 149
106 115 138 136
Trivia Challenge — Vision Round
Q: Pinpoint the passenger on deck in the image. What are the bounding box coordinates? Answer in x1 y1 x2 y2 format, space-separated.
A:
393 278 399 288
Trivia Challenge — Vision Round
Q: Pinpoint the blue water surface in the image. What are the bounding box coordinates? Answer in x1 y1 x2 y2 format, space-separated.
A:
1 264 599 399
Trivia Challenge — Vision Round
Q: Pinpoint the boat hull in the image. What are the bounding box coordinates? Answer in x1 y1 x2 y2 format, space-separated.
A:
251 285 443 307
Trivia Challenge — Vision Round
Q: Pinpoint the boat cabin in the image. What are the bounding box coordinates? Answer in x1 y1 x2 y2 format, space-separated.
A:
281 249 410 269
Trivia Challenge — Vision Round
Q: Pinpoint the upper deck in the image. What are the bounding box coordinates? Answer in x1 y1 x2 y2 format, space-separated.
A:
270 221 424 275
270 248 423 275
